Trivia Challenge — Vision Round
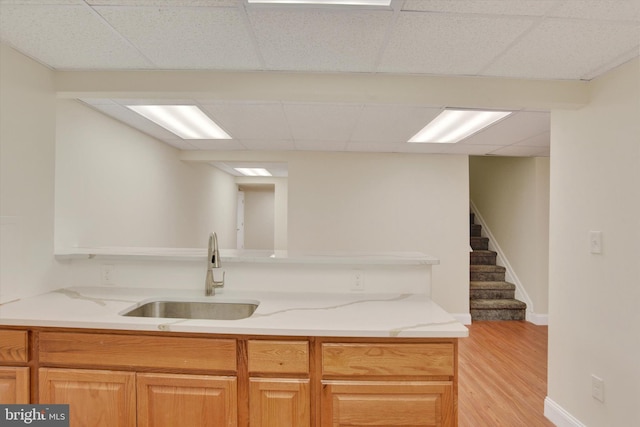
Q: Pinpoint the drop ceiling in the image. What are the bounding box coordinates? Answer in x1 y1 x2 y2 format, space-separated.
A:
1 0 639 157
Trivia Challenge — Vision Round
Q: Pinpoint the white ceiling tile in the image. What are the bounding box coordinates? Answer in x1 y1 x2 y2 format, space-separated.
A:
283 103 362 141
200 103 291 140
378 12 536 75
160 139 201 150
549 0 640 22
445 144 505 155
402 0 557 16
514 131 550 147
186 139 246 150
247 8 392 72
87 1 238 6
94 5 261 69
238 139 296 151
82 103 183 140
489 145 549 156
345 142 404 152
350 105 442 143
483 18 640 79
0 5 153 69
0 1 84 4
462 111 549 145
294 140 347 151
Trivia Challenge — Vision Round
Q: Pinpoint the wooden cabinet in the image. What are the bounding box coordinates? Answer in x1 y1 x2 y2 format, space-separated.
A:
0 329 30 404
0 367 30 403
249 378 310 427
137 373 237 427
8 329 458 426
39 368 136 427
320 341 456 427
247 340 310 427
321 381 453 427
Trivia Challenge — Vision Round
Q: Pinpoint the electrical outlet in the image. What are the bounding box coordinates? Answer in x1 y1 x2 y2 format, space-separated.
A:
351 271 364 291
592 375 605 402
101 264 115 285
590 231 603 254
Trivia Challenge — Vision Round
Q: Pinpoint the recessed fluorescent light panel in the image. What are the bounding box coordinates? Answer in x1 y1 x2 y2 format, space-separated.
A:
408 109 512 144
247 0 391 5
234 168 273 177
126 105 231 140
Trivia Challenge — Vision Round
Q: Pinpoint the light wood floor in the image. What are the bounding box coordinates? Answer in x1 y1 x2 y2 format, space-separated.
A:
458 321 555 427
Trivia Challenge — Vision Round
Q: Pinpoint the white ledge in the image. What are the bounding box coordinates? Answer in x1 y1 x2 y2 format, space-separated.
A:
54 247 439 266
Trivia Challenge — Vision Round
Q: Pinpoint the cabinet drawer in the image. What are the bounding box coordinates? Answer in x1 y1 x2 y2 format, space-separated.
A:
322 343 454 377
248 340 309 375
39 332 236 372
0 330 28 363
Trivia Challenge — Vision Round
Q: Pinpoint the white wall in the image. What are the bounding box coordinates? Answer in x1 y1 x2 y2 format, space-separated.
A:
469 156 550 317
243 187 275 250
288 152 470 314
546 58 640 426
0 44 59 303
55 100 238 249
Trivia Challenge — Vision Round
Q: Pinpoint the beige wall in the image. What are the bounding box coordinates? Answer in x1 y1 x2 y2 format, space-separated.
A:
243 187 275 250
288 152 470 314
469 156 550 316
548 58 640 426
0 44 59 303
55 100 238 249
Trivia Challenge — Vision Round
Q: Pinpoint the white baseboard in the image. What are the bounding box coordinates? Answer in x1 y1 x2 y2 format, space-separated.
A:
452 313 472 325
544 397 586 427
526 312 549 325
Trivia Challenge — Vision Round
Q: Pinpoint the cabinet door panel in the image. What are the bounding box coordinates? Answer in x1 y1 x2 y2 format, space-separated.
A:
39 368 135 427
0 367 29 404
322 381 454 427
0 330 28 363
137 373 237 427
249 378 310 427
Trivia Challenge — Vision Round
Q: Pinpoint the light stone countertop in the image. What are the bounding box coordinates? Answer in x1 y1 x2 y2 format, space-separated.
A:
0 287 468 338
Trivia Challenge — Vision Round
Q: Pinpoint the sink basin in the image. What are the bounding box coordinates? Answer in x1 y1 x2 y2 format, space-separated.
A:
120 299 259 320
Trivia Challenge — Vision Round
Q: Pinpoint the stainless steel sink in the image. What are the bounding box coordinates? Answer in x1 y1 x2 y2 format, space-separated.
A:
120 299 259 320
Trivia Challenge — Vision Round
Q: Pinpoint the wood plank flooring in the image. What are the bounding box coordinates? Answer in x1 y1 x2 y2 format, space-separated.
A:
458 321 554 427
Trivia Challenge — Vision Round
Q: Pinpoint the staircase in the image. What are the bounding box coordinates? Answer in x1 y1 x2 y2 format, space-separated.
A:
470 213 526 321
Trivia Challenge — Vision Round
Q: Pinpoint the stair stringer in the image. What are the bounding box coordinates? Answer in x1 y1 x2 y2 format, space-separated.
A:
469 200 538 323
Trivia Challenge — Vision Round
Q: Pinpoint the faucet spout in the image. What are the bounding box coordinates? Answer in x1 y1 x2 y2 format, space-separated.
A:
205 232 225 296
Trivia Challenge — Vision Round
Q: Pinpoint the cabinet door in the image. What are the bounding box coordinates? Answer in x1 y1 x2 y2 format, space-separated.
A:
39 368 136 427
249 378 310 427
137 373 237 427
321 380 454 427
0 367 29 403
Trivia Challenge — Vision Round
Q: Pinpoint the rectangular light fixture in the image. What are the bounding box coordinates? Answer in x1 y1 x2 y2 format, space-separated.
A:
408 109 512 144
234 168 272 177
247 0 391 5
126 105 231 140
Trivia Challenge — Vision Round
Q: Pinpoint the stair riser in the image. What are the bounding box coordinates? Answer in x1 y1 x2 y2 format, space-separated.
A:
470 224 482 237
471 309 526 321
470 253 497 265
470 271 505 281
470 238 489 250
470 289 515 300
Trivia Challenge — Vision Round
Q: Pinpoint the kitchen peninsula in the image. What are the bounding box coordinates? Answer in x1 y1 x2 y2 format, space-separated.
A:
0 250 467 427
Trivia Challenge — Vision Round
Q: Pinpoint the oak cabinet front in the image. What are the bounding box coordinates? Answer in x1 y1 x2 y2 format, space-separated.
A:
321 380 454 427
39 368 136 427
248 340 311 427
0 367 30 404
137 373 237 427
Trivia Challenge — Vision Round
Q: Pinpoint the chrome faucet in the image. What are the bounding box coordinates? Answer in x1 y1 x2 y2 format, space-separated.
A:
205 232 225 296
